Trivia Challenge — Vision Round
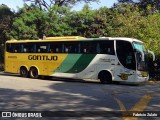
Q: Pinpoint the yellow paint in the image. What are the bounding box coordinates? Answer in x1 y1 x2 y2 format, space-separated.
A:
130 94 153 111
46 36 85 40
118 74 132 80
140 71 148 77
5 52 68 75
7 36 85 43
5 36 85 75
114 94 154 120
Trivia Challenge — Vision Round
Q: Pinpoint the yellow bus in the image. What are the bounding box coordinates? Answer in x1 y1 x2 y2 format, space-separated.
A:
5 36 154 84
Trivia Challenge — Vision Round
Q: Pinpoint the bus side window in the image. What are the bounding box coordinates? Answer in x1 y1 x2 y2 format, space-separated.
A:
50 48 54 53
6 43 13 52
13 44 21 53
80 41 97 54
21 43 35 53
23 48 27 52
83 48 87 53
80 42 89 53
64 46 69 53
36 43 48 53
37 49 40 52
63 42 79 53
99 41 115 55
56 48 60 52
50 42 62 53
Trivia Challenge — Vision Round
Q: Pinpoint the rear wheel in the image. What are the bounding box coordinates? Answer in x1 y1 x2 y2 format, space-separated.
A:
20 67 28 77
29 67 39 79
99 71 112 84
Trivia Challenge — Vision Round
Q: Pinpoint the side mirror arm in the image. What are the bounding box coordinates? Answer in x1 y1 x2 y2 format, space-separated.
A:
148 50 155 61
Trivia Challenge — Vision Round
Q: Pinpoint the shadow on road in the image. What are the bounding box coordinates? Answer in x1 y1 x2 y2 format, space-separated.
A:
0 75 160 119
0 72 141 86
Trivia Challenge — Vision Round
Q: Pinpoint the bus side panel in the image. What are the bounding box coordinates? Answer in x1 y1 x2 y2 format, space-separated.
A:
51 54 82 78
52 54 116 80
5 52 22 73
95 54 116 79
46 53 68 76
5 53 68 76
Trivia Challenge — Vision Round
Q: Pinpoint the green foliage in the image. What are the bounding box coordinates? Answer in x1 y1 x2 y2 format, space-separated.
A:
0 4 14 43
118 0 160 11
9 5 48 39
2 1 160 64
113 4 145 38
24 0 99 10
68 5 97 37
143 13 160 55
68 5 117 37
5 2 160 55
47 5 74 36
112 4 160 55
0 4 14 63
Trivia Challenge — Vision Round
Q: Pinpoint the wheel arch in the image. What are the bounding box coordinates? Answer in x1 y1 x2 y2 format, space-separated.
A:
98 70 113 80
19 65 29 72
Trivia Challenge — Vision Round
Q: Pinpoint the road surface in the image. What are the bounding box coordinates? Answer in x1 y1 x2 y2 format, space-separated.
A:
0 72 160 120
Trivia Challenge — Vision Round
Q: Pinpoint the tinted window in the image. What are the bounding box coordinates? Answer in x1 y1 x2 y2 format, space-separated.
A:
116 40 136 70
36 43 49 53
22 43 35 53
6 43 22 53
63 42 79 53
50 42 62 53
80 41 97 54
6 40 115 54
97 41 115 55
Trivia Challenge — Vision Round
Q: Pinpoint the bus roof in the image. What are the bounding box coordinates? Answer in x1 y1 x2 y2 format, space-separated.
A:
6 36 143 43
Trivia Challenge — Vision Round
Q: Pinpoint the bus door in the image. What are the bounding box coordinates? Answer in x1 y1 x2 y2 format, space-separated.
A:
115 40 136 81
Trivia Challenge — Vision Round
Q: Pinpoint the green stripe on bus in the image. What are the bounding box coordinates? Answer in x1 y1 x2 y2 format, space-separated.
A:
54 54 82 73
66 54 96 73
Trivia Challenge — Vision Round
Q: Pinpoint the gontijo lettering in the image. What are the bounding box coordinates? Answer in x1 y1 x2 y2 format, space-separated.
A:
28 55 58 61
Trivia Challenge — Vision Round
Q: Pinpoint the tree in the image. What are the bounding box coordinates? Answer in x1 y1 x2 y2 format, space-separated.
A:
0 4 14 44
9 5 48 39
118 0 134 3
0 4 14 63
118 0 160 11
24 0 99 10
68 4 101 37
112 4 160 55
142 13 160 55
47 5 74 36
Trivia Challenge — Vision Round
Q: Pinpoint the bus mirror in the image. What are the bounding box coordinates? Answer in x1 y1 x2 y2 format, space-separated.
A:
148 50 155 61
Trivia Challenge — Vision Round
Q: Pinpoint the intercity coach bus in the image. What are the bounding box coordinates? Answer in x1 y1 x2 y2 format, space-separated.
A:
5 36 154 83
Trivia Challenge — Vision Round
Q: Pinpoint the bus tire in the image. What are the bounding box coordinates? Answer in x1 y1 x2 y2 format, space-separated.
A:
98 71 112 84
29 67 39 79
20 67 28 78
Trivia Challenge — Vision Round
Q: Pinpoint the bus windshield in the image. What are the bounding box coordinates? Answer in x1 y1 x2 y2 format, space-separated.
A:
132 42 147 71
132 42 146 52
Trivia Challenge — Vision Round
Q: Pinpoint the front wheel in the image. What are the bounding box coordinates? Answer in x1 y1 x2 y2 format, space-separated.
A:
29 67 39 79
99 71 112 84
